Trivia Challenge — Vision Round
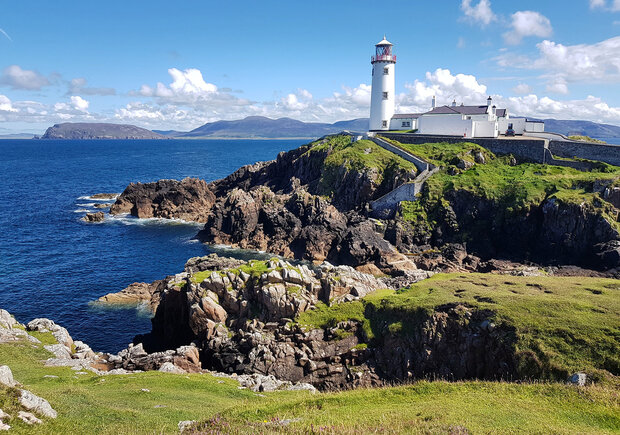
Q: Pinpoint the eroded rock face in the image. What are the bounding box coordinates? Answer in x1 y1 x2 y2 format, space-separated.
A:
122 254 523 391
97 281 164 312
110 178 215 222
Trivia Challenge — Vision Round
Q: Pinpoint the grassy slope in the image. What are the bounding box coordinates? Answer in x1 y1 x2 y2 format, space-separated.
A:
304 136 418 197
379 139 620 229
0 333 618 434
297 273 620 384
201 381 619 434
0 340 262 434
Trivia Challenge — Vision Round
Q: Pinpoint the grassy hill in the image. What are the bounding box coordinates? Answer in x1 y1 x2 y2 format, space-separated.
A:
0 318 618 434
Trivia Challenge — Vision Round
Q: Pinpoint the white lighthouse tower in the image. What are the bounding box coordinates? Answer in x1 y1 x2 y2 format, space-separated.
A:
369 36 396 131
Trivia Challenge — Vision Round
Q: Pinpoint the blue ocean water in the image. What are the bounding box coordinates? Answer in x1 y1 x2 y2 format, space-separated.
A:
0 139 306 353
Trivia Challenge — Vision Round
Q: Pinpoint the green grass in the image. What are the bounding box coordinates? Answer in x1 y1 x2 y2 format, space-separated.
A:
0 339 264 434
0 303 618 434
296 273 620 384
380 140 620 230
568 135 607 144
196 381 619 434
304 136 418 198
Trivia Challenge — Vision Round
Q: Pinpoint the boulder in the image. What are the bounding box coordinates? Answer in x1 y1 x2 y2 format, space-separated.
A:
19 389 57 418
0 366 17 387
18 411 42 425
82 212 105 223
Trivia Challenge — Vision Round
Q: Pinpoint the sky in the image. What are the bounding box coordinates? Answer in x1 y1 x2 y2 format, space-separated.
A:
0 0 619 134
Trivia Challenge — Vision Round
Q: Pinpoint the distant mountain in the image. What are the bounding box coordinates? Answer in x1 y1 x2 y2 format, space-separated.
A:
537 119 620 139
175 116 369 138
41 123 166 140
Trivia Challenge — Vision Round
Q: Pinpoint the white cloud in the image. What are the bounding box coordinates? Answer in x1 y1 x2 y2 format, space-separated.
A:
545 77 569 94
590 0 620 10
280 89 312 111
399 68 488 112
70 95 89 112
0 95 17 112
497 36 620 83
512 83 532 94
460 0 497 25
457 37 466 48
0 65 50 90
503 11 552 45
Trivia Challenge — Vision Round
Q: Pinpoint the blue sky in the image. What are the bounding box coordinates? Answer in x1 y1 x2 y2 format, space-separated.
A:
1 0 619 133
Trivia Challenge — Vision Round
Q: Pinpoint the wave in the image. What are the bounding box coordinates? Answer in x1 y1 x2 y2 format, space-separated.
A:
77 195 119 201
73 209 90 213
105 213 204 227
76 203 97 208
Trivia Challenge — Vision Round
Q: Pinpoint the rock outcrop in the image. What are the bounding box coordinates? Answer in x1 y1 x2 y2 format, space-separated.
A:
98 281 164 312
82 212 104 223
108 135 620 272
110 178 215 222
121 254 526 391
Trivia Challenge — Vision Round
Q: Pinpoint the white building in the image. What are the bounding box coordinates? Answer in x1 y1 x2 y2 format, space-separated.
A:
368 38 544 137
369 36 396 131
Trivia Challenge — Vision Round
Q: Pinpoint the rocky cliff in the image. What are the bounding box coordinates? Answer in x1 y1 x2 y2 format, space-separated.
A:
110 134 620 272
41 123 166 140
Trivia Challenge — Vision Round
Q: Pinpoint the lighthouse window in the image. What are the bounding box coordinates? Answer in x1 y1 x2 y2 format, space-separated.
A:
383 67 389 75
382 91 388 99
382 120 388 128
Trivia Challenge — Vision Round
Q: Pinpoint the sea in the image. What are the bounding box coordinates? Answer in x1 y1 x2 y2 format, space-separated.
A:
0 139 307 353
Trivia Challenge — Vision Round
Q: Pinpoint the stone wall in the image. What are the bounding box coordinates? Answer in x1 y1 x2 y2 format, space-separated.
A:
549 141 620 167
372 136 432 171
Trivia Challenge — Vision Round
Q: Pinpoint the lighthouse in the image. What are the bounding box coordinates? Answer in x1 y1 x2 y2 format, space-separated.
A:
369 36 396 131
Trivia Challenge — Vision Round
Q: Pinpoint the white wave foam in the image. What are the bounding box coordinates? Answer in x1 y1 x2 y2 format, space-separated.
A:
105 213 203 227
77 195 119 201
76 203 96 208
74 209 90 213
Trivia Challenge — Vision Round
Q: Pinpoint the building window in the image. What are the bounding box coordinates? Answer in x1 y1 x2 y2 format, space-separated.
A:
382 91 388 100
383 67 389 75
401 121 410 127
382 120 388 128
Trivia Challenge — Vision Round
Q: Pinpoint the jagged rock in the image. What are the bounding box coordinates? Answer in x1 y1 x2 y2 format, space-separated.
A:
158 362 186 374
27 318 73 348
97 281 163 312
17 411 42 425
19 389 57 418
82 212 105 222
0 366 17 387
93 203 112 209
0 310 17 329
110 178 215 222
44 344 72 359
178 420 196 432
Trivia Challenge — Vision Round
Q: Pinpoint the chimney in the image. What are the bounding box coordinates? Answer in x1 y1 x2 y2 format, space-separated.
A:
487 96 492 107
431 95 436 109
451 99 457 107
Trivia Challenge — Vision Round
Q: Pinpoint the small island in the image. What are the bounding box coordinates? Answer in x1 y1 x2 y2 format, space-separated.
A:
40 123 166 140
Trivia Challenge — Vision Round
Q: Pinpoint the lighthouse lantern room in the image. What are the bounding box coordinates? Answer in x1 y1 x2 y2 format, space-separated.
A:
369 36 396 131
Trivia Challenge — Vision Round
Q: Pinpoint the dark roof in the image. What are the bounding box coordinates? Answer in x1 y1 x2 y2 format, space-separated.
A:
425 105 489 115
392 113 422 119
526 119 544 123
496 109 506 117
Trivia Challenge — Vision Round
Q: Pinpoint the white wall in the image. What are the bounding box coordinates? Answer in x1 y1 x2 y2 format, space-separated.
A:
526 121 545 132
370 61 395 130
389 118 417 130
417 114 474 137
472 120 498 138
